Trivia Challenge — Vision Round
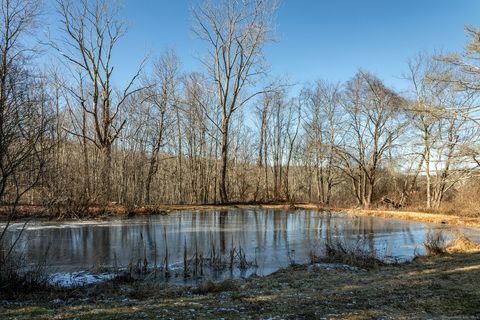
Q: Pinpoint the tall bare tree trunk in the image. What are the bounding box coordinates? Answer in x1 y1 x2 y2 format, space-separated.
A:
425 142 431 209
101 145 112 204
220 119 229 203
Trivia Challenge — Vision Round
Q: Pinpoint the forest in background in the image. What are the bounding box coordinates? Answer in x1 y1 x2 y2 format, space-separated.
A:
1 0 480 218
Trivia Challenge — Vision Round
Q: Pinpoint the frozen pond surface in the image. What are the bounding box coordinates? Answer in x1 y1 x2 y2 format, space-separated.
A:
1 209 479 286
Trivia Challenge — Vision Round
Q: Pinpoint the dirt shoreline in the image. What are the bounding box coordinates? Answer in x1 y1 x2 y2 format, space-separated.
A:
1 203 479 229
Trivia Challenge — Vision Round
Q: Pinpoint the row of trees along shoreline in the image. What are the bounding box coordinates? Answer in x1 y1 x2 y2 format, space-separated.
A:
1 0 480 218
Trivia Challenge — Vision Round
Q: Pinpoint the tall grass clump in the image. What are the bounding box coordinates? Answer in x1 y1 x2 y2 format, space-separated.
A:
423 231 447 256
322 239 385 269
0 244 50 297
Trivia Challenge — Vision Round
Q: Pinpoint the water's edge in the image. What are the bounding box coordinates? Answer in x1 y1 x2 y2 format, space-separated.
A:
2 209 477 287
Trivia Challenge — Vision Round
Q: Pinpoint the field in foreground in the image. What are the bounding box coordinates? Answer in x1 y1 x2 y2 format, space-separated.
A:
1 246 479 319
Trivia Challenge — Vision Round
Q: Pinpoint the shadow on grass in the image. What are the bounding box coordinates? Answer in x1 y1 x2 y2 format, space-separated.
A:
1 250 479 319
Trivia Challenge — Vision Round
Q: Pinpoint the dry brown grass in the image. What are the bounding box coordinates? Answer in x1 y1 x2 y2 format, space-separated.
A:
445 236 480 254
419 233 480 257
344 207 480 228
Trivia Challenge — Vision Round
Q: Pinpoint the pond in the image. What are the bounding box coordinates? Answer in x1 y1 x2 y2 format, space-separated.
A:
1 209 478 286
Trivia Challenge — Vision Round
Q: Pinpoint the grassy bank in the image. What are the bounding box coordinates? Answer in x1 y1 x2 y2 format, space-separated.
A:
339 207 480 229
1 242 479 319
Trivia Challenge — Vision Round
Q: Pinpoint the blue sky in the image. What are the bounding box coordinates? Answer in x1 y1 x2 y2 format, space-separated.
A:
46 0 480 93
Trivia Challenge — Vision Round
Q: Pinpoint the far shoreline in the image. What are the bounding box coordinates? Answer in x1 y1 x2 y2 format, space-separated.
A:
1 202 479 229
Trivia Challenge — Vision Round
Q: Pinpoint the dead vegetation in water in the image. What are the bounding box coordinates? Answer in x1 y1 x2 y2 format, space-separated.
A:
92 233 258 286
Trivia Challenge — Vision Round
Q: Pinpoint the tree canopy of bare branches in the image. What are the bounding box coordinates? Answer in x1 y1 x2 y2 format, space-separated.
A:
52 0 145 204
192 0 279 203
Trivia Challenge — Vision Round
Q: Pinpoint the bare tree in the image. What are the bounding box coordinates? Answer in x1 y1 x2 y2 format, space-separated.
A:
192 0 279 203
407 53 479 209
4 3 480 219
439 27 480 172
302 80 343 205
181 72 220 204
255 92 273 201
440 26 480 127
0 0 49 210
0 0 51 265
282 97 301 201
270 91 285 200
52 0 144 204
338 71 405 208
406 54 446 208
143 51 179 204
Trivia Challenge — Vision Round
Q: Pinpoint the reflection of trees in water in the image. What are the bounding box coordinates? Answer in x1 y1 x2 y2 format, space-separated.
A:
402 225 416 244
272 210 282 247
325 212 332 244
1 209 447 274
366 218 375 253
254 210 263 249
283 212 290 260
218 210 227 253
